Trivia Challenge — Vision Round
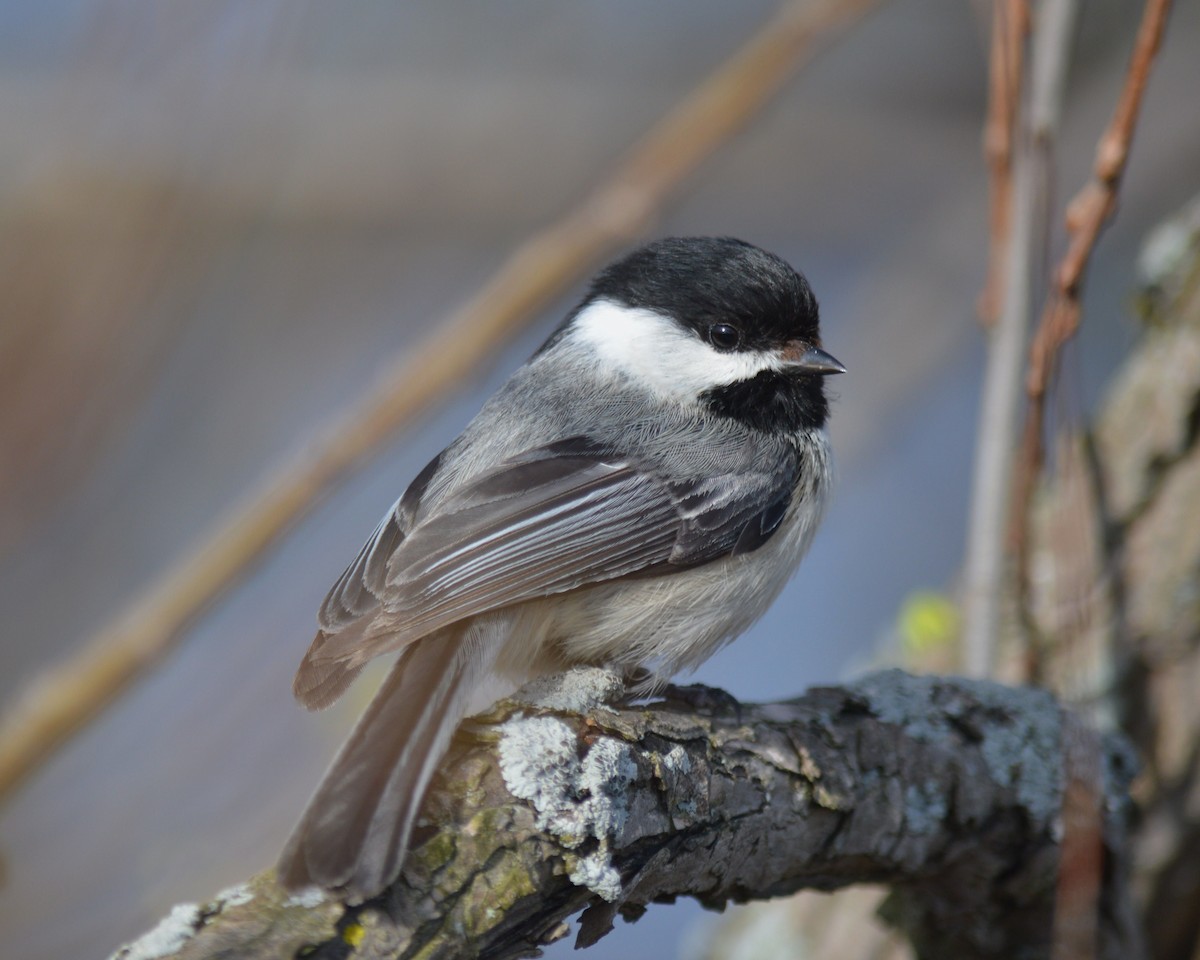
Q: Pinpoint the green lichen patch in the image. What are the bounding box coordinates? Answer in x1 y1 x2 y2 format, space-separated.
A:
453 849 540 933
411 831 458 876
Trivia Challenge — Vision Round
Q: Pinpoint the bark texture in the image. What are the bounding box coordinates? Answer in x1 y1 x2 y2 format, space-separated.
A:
1026 197 1200 960
111 670 1137 960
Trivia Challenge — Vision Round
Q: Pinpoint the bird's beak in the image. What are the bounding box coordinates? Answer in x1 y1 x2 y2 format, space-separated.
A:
780 342 846 375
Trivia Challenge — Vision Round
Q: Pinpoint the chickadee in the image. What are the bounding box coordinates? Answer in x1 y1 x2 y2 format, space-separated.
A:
278 236 843 899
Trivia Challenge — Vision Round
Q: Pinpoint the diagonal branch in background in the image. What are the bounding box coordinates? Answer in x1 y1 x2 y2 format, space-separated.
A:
0 0 882 810
1013 0 1174 597
109 672 1140 960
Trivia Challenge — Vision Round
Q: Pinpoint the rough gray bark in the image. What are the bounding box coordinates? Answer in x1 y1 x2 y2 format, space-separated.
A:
1026 196 1200 960
111 670 1137 960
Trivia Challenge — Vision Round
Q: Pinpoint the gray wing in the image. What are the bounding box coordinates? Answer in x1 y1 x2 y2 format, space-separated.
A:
295 452 444 708
316 451 444 633
305 438 798 670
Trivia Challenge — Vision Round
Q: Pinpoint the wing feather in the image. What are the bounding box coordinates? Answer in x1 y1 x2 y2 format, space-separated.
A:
305 441 800 669
382 460 679 637
315 451 444 632
317 508 402 630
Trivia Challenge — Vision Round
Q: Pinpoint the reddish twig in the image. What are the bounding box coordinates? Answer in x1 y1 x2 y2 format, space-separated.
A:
1051 713 1106 960
978 0 1030 327
1013 0 1174 588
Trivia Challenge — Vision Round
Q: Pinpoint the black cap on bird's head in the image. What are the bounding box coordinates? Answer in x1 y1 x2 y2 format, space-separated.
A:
575 237 844 433
591 237 820 347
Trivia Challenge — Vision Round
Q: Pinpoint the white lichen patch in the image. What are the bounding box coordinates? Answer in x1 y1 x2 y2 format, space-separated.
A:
283 885 329 909
498 714 638 902
212 882 254 909
108 902 201 960
568 844 624 902
498 716 580 823
1138 193 1200 285
849 670 1063 824
662 743 691 777
580 736 638 836
511 667 625 713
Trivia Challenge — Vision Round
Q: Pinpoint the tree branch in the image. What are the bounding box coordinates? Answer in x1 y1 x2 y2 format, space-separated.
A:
110 671 1139 960
1013 0 1175 622
977 0 1028 329
962 0 1078 679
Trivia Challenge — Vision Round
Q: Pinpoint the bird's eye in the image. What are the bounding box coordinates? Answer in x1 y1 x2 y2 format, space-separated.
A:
708 323 741 351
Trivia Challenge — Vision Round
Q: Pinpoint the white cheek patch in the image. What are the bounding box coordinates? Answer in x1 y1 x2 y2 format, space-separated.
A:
569 299 779 402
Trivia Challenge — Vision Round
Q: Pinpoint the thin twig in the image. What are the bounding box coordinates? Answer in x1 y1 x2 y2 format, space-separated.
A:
1051 713 1106 960
1008 0 1082 685
963 0 1078 677
1013 0 1175 622
1012 0 1089 681
978 0 1029 327
0 0 882 808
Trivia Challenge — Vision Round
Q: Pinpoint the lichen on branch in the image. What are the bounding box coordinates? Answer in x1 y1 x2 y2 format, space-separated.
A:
111 670 1138 960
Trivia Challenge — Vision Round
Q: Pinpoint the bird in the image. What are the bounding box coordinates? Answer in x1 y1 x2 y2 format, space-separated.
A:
277 236 844 899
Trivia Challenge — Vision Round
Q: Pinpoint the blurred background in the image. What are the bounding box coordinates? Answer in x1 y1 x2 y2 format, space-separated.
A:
1 2 1197 958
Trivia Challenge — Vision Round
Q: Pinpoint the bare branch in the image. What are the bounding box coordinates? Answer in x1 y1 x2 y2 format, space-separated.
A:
0 0 882 810
978 0 1028 328
962 0 1078 677
110 672 1139 960
1051 714 1107 960
1013 0 1175 611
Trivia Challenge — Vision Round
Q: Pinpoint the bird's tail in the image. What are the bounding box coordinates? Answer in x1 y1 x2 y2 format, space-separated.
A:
277 624 493 899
